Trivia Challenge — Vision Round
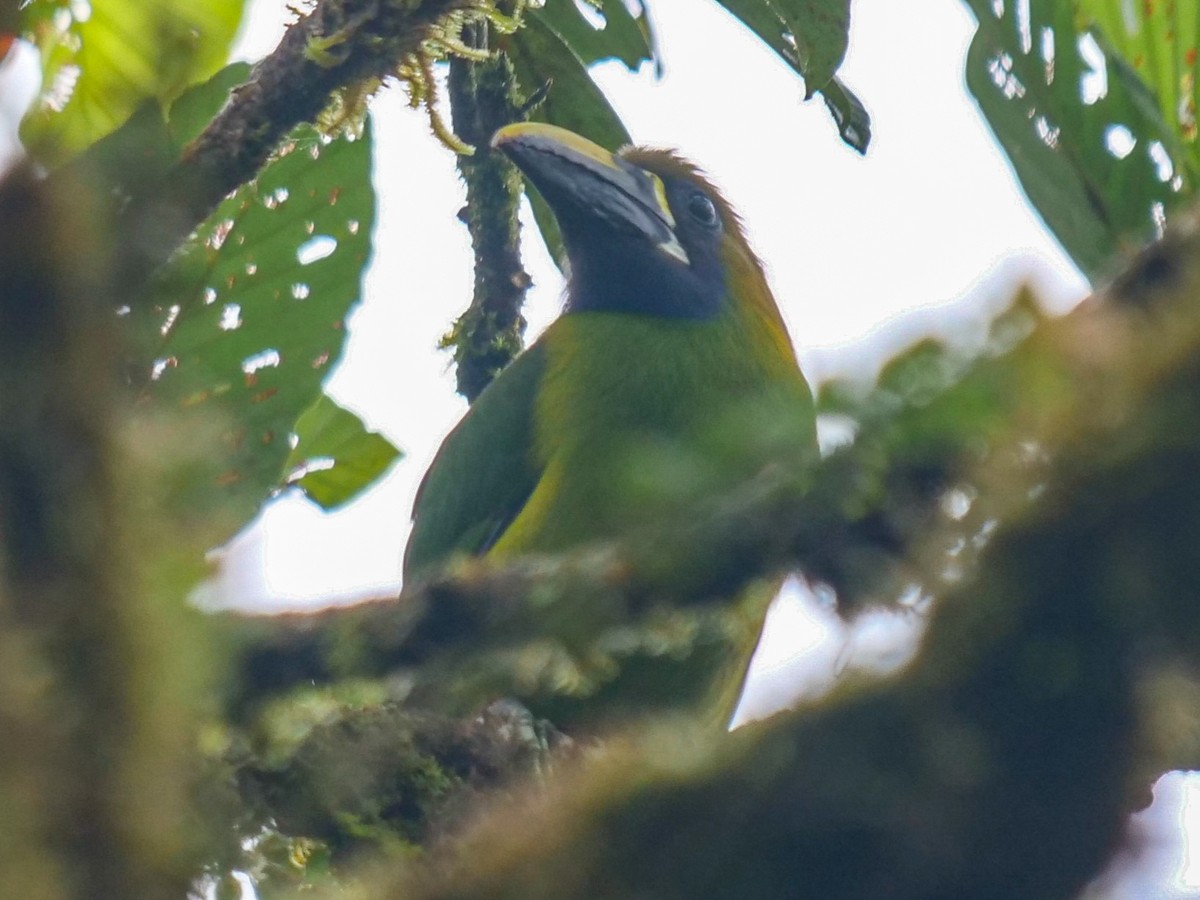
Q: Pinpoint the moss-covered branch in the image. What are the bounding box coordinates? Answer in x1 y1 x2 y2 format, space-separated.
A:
390 442 1149 899
220 216 1200 745
231 700 568 859
313 220 1200 900
444 19 530 401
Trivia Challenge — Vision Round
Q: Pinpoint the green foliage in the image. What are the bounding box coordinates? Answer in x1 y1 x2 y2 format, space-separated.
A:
1079 0 1200 177
284 393 402 511
964 0 1197 279
781 0 851 96
165 61 255 153
530 0 657 70
18 2 1200 898
47 63 397 529
19 0 246 161
715 0 869 152
136 106 378 532
506 0 867 264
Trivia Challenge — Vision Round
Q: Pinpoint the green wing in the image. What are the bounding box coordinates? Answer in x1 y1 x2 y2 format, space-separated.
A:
402 342 547 583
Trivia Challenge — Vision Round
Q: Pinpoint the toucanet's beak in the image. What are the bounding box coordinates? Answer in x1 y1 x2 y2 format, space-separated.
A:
491 122 689 265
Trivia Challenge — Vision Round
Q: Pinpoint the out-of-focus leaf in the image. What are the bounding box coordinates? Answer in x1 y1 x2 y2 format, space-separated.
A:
284 393 401 511
715 0 868 152
531 0 655 71
503 15 632 266
1079 0 1200 182
64 62 248 203
135 119 376 531
876 338 963 406
165 61 251 155
963 0 1187 279
20 0 245 161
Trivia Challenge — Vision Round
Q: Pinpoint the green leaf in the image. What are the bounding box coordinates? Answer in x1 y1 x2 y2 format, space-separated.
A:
57 63 249 289
20 0 245 161
963 0 1185 279
530 0 656 71
505 15 632 150
1079 0 1200 182
776 0 851 97
135 118 376 532
165 61 252 155
714 0 869 152
818 75 871 154
284 394 402 511
504 15 632 265
526 180 568 271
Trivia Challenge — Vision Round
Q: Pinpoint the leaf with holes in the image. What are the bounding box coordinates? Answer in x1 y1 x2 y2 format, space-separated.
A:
138 119 375 531
715 0 869 152
284 393 401 511
530 0 657 71
20 0 245 162
1077 0 1200 181
964 0 1186 279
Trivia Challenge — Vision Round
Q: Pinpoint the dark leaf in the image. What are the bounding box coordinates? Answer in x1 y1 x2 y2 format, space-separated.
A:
505 15 632 150
530 0 655 71
715 0 869 152
819 75 871 153
776 0 851 96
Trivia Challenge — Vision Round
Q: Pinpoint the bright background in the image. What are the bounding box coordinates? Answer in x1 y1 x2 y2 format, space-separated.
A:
5 0 1198 893
211 0 1091 609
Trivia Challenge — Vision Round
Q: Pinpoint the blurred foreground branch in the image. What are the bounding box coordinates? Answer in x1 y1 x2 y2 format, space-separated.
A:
213 218 1200 900
0 167 203 899
333 218 1200 899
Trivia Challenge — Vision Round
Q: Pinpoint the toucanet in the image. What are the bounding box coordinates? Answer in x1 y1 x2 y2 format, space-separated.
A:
405 122 816 581
403 123 818 721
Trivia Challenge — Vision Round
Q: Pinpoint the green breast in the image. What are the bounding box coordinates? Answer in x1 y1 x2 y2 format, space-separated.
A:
489 303 816 558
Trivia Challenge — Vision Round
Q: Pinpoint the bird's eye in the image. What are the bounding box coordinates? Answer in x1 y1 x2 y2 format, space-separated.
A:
687 192 719 228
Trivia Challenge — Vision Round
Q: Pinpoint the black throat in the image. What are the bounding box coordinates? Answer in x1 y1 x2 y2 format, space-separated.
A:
563 233 726 320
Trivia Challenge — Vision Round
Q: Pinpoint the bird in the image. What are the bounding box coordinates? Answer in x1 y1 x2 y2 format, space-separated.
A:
402 122 817 722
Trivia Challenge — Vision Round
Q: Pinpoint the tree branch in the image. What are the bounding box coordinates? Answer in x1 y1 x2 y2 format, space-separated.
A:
217 218 1200 735
116 0 480 290
311 223 1200 900
232 700 569 855
0 166 198 899
445 19 530 401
